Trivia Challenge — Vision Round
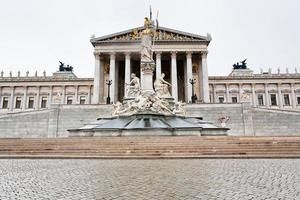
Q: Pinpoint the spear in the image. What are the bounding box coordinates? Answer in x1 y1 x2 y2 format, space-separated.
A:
152 10 159 59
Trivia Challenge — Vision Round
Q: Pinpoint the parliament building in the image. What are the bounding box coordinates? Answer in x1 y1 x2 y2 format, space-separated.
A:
0 25 299 113
0 22 299 138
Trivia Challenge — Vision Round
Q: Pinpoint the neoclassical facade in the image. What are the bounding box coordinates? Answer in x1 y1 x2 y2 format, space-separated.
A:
91 26 211 104
0 25 300 114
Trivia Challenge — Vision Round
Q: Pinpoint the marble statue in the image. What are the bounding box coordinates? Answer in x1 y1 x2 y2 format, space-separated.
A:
126 73 141 97
109 16 186 117
154 73 172 98
112 101 123 116
173 101 186 116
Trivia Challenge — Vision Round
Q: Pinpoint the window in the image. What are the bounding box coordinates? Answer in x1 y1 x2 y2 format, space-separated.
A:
15 97 22 109
283 94 290 106
28 97 34 109
218 96 224 103
2 97 9 109
258 94 264 106
231 96 238 103
79 96 86 105
67 96 73 105
297 97 300 105
270 94 277 106
41 97 47 108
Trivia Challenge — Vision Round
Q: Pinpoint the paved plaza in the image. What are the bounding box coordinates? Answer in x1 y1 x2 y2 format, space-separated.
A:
0 159 299 200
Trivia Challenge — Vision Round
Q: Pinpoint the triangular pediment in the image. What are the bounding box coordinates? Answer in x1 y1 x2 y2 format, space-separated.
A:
91 26 211 45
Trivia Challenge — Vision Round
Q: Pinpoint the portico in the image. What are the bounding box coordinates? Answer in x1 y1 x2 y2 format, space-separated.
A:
91 26 211 104
92 50 210 104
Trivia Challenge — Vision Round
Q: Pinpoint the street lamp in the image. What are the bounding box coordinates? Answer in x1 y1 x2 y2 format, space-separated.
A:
106 80 112 104
189 78 197 103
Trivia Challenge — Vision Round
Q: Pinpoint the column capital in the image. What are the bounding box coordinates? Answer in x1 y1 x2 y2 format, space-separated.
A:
291 82 295 87
201 51 208 58
171 51 177 58
155 51 162 55
93 52 100 58
186 51 193 58
109 52 116 58
124 52 131 58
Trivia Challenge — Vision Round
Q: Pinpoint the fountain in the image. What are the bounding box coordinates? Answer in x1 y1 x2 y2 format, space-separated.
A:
68 17 229 137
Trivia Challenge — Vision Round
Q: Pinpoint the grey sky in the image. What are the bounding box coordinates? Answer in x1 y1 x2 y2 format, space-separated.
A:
0 0 299 77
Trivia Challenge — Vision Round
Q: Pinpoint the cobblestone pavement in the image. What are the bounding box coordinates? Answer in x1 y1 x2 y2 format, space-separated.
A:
0 159 299 200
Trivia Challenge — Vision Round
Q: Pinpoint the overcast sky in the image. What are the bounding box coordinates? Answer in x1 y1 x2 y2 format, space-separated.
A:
0 0 299 77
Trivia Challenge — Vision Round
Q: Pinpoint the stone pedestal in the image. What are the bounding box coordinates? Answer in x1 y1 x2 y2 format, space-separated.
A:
141 61 155 92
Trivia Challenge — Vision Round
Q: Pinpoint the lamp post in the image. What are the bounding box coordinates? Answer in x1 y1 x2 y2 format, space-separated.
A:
106 80 112 104
189 78 196 103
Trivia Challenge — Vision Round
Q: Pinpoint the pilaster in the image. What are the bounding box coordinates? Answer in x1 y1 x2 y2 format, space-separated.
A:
278 83 283 109
9 87 15 111
35 86 40 109
251 83 256 107
225 84 230 103
291 83 296 109
264 83 269 107
22 86 28 110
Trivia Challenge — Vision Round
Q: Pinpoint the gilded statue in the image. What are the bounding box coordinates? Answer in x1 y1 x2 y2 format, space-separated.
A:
141 17 154 63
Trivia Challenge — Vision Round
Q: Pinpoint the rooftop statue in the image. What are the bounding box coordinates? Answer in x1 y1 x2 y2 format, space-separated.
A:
233 59 247 70
59 61 73 72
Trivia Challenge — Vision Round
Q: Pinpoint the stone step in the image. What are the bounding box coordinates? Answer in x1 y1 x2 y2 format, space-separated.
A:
0 136 299 158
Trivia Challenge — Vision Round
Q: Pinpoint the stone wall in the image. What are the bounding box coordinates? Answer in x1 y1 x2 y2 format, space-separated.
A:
0 103 299 137
0 110 50 138
252 108 300 136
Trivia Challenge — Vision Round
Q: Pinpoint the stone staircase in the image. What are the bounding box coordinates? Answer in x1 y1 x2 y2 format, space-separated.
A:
0 136 299 158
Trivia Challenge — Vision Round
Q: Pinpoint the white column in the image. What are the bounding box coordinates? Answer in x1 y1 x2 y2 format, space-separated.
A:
251 84 256 107
155 51 162 80
278 83 283 109
171 52 178 101
264 83 269 107
291 83 296 109
124 53 131 96
225 84 230 103
35 86 40 109
48 86 53 108
22 86 27 110
186 52 193 103
92 54 100 104
74 85 78 104
201 51 209 103
114 58 119 102
9 87 14 111
109 53 116 103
